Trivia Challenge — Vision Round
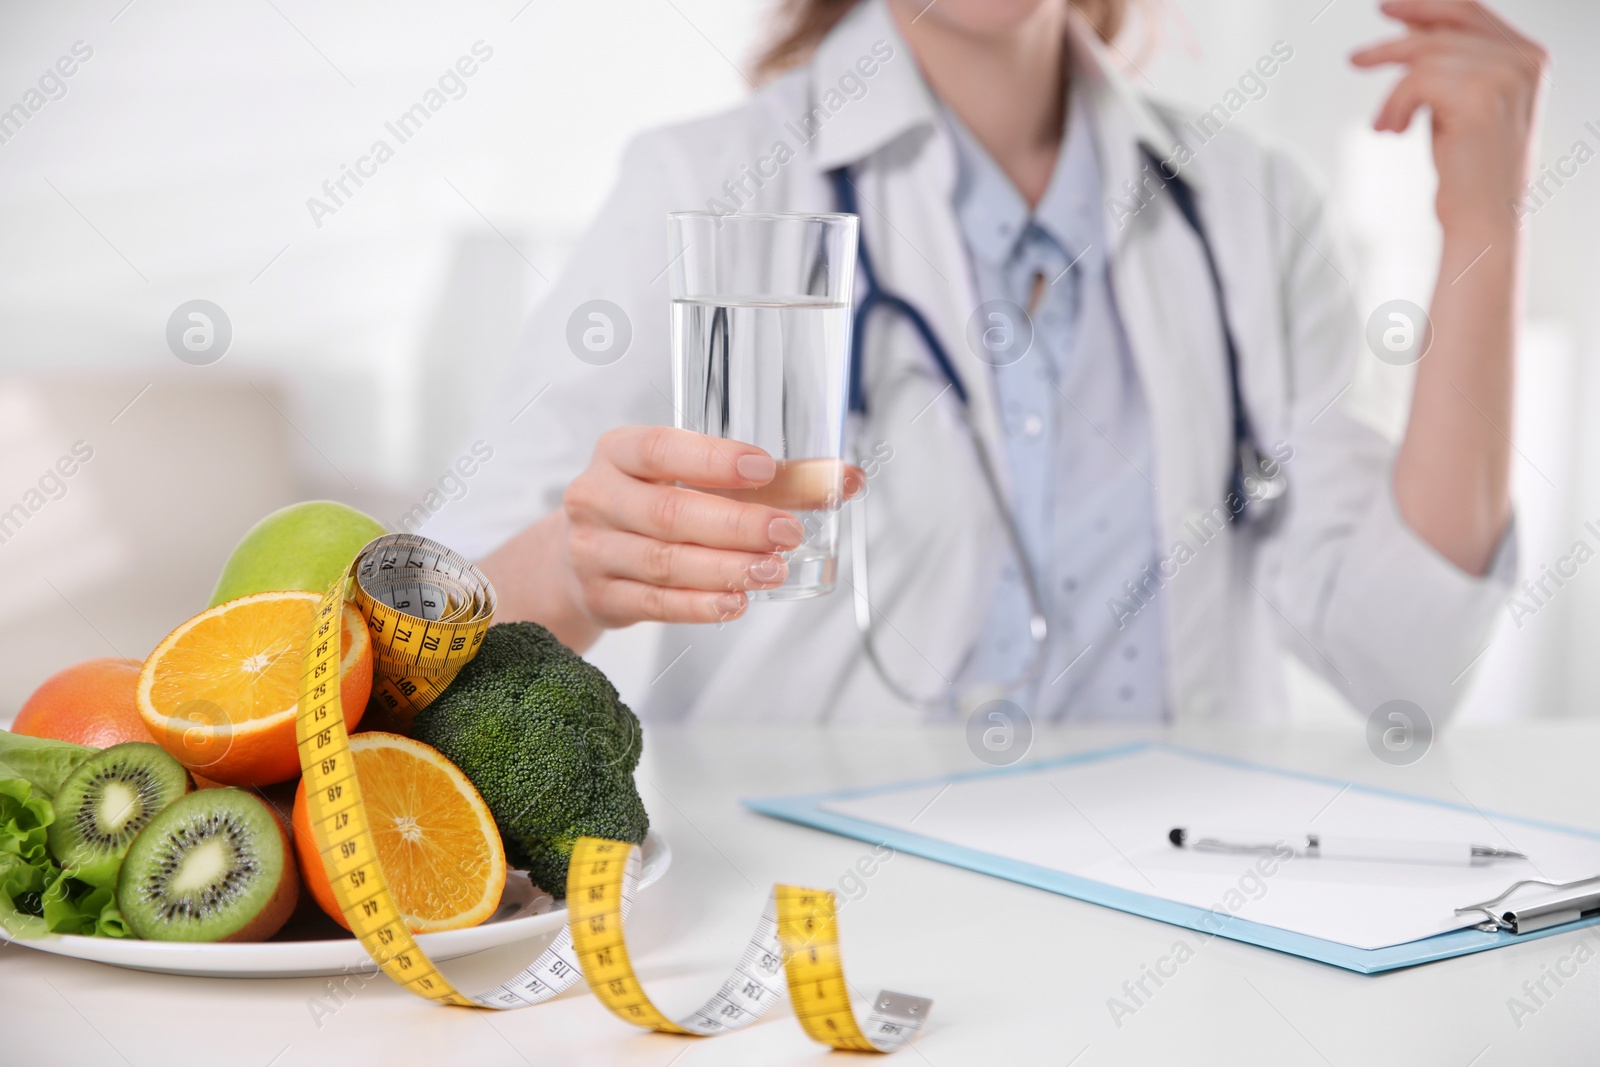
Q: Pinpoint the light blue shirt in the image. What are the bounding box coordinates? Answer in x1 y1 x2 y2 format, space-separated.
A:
945 86 1167 722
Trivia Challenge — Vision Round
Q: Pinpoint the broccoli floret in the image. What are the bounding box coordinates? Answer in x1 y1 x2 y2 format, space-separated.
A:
411 622 648 896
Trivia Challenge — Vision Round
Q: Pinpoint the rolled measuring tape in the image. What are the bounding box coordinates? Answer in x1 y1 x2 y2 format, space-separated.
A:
295 533 932 1051
349 534 496 722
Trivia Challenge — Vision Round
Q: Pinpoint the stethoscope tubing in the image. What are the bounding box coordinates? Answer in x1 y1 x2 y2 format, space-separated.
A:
826 148 1288 710
832 168 1051 709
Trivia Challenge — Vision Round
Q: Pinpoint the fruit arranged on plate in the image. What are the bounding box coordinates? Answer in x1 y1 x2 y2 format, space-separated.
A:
12 657 155 749
209 500 388 607
1 499 652 948
117 788 299 942
48 742 190 874
136 591 372 787
293 732 506 933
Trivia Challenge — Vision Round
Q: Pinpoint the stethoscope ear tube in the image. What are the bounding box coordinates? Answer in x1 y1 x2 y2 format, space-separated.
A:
848 408 1051 711
847 412 938 708
1148 148 1288 531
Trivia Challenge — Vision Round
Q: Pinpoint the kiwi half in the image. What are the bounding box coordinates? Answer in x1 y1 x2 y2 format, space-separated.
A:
117 788 299 942
47 742 190 873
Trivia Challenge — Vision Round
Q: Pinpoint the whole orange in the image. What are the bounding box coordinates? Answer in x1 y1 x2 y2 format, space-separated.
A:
137 592 372 787
12 658 156 748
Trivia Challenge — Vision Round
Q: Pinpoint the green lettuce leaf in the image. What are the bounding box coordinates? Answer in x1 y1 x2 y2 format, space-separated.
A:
0 777 58 938
0 731 97 797
40 864 131 937
0 772 131 939
0 776 52 864
0 852 50 938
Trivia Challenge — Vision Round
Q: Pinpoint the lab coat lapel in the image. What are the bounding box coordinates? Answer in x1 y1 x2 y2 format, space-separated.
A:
1091 106 1234 529
1070 21 1235 718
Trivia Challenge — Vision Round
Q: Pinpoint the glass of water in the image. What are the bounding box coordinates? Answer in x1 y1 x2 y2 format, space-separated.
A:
667 211 858 600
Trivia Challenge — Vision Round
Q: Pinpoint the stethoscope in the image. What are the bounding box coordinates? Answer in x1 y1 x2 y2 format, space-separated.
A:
828 152 1288 710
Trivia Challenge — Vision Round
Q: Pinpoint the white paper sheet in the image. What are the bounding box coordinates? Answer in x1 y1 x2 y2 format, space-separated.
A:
820 748 1600 951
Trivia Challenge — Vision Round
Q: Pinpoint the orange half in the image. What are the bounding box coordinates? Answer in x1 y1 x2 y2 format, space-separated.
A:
293 732 506 933
137 590 372 786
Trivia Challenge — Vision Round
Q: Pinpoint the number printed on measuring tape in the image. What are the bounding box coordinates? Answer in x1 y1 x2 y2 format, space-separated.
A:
295 534 931 1050
349 533 494 719
565 840 930 1049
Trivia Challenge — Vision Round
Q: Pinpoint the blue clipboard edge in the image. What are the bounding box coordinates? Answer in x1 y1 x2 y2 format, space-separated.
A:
741 741 1600 974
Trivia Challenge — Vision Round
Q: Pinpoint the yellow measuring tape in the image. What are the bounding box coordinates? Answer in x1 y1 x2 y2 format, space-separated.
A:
349 535 495 721
295 533 931 1050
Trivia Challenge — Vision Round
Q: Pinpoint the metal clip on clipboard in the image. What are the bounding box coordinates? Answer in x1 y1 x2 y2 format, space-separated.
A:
1455 876 1600 934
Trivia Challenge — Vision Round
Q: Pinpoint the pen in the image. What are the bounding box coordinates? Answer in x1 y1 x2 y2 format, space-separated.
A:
1168 828 1527 867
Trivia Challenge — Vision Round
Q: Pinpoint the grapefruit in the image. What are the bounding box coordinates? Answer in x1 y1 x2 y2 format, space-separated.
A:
12 657 156 748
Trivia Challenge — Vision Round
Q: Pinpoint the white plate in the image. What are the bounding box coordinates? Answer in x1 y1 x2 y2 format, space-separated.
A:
0 831 670 979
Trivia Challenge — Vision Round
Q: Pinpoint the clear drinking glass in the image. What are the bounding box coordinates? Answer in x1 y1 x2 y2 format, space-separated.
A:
667 211 859 600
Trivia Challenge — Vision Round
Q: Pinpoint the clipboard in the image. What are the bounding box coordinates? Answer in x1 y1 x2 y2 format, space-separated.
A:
744 742 1600 974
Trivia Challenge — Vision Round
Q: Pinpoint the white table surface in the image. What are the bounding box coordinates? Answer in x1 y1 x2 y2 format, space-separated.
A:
5 721 1599 1067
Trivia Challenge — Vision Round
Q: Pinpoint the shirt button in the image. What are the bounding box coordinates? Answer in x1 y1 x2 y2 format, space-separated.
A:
1021 413 1044 438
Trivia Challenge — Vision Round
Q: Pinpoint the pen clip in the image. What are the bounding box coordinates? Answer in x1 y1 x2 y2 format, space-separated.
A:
1455 875 1600 933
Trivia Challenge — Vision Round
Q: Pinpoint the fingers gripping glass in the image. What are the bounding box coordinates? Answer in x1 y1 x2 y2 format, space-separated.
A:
667 212 859 599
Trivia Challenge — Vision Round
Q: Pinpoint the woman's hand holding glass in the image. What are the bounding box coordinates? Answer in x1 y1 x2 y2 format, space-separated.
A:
544 426 861 640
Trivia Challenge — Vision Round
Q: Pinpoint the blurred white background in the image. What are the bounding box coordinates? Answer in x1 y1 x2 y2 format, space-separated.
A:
0 0 1595 723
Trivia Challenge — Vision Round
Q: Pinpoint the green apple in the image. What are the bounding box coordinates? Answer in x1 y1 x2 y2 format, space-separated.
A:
209 500 388 606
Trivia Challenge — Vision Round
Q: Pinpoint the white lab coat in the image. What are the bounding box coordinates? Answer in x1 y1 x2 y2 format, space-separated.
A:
425 0 1514 725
